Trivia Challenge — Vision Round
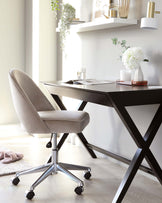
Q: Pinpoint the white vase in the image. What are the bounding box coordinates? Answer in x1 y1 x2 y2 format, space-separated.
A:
133 65 144 81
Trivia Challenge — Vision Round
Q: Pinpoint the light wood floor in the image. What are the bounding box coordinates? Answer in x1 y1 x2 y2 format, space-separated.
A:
0 127 162 203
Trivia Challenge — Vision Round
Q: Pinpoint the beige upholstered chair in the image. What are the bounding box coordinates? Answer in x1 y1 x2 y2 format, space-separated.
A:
8 69 91 200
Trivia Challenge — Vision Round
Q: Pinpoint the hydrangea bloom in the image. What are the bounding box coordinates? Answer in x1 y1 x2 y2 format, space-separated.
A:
122 47 144 69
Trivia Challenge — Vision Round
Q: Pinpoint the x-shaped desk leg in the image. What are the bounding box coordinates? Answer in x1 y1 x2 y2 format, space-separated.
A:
111 98 162 203
51 94 97 159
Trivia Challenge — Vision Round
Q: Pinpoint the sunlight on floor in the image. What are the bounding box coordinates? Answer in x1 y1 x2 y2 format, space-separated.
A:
0 124 27 137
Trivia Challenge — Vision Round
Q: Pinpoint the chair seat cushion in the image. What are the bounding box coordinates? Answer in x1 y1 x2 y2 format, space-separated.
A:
38 110 90 133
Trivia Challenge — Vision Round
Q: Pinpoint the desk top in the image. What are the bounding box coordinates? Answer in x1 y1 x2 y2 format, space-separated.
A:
43 81 162 107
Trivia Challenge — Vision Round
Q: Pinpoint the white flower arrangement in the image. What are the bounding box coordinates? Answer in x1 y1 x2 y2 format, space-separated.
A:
122 47 144 70
112 38 149 70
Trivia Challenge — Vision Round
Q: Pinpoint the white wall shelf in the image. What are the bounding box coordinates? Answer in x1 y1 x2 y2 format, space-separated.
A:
69 18 138 33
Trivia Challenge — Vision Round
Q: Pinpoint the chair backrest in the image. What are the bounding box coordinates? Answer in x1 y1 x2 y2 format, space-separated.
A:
8 69 54 134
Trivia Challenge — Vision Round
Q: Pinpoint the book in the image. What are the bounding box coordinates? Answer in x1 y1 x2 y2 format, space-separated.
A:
65 79 114 85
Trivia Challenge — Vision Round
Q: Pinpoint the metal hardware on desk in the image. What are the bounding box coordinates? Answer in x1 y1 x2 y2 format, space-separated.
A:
43 81 162 203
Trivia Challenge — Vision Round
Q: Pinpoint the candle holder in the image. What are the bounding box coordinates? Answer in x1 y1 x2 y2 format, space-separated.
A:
120 69 132 81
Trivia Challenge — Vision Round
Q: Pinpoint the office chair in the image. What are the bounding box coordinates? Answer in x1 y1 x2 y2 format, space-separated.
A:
8 69 91 200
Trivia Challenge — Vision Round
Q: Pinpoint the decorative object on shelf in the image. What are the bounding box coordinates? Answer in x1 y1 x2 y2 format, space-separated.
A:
141 1 160 29
94 0 103 19
112 38 149 85
108 0 116 17
118 0 130 18
102 0 118 19
92 0 109 21
109 9 118 18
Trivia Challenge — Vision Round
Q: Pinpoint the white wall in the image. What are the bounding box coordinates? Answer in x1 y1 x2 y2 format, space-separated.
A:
39 0 57 82
25 0 33 76
39 0 58 107
0 0 25 124
62 0 162 167
0 0 57 124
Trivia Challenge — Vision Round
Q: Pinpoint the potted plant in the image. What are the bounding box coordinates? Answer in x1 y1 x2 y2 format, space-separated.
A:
51 0 76 49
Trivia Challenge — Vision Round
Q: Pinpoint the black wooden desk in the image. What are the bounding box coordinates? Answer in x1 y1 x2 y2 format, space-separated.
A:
43 81 162 203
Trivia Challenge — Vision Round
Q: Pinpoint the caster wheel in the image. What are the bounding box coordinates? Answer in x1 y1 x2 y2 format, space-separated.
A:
46 141 52 148
74 186 84 195
12 177 20 185
26 190 35 200
84 171 91 180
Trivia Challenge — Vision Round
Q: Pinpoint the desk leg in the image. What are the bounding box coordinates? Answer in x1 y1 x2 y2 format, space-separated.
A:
112 148 145 203
110 97 162 202
77 132 97 158
51 94 97 158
